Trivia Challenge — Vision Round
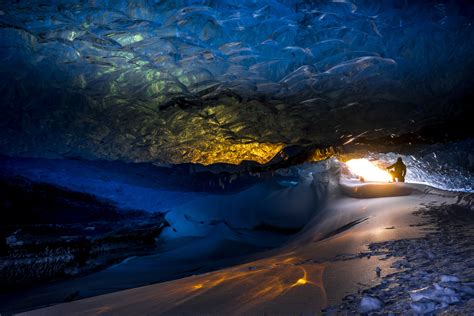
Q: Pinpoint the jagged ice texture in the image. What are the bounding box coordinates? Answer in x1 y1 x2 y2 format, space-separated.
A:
0 0 473 164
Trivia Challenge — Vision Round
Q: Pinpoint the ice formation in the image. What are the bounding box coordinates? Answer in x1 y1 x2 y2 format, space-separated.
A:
408 277 474 314
359 295 384 313
0 1 473 164
365 140 474 192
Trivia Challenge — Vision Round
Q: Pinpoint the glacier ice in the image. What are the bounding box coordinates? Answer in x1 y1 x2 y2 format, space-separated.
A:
0 0 473 164
366 140 474 192
409 280 470 314
359 295 384 313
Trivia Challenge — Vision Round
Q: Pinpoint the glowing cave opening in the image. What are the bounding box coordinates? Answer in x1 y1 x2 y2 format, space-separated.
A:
345 159 391 183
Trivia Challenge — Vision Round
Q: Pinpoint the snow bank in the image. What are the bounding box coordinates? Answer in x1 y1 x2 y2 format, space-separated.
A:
339 178 413 198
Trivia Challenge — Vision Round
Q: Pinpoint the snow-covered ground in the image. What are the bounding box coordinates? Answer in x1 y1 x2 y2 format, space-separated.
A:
18 177 474 315
0 157 335 313
2 156 473 314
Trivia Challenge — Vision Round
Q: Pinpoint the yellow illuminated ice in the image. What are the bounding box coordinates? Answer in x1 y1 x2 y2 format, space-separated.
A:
346 158 391 182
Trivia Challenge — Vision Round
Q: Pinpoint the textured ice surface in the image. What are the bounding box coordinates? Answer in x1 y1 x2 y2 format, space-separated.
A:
409 281 464 313
366 140 474 192
0 155 335 241
0 1 473 164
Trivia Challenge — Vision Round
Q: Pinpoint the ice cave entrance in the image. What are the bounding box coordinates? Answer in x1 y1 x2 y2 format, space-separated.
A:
346 158 392 182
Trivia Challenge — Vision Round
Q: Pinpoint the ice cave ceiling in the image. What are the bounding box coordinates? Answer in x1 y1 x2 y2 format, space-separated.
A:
0 0 473 165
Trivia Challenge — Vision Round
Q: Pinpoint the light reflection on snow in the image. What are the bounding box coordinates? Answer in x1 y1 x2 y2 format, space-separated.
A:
164 256 326 314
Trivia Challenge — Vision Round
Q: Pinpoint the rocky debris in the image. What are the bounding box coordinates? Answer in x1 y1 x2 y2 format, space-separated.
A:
359 295 384 313
328 203 474 314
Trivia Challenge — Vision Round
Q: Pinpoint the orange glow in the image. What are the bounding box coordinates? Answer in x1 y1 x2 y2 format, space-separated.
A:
308 146 338 162
294 278 307 285
283 257 297 264
189 139 285 165
290 267 312 287
346 158 391 182
119 257 327 315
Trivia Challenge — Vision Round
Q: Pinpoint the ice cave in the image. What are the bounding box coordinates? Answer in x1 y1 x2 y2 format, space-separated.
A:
0 0 473 315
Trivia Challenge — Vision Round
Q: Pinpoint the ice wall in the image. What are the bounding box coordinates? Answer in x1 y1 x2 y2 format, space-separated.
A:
0 0 473 164
367 140 474 192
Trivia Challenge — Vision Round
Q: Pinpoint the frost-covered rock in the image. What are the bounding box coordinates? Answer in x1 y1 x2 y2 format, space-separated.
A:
359 295 384 313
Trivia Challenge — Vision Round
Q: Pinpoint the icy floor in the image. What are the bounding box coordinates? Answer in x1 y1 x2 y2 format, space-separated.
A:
19 180 472 315
2 156 473 314
327 203 474 314
0 157 336 313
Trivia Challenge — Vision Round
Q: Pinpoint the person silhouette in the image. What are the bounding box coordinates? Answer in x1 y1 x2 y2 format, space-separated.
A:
386 157 406 182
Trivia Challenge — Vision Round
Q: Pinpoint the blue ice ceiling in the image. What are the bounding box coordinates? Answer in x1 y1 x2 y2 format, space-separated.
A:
0 0 473 164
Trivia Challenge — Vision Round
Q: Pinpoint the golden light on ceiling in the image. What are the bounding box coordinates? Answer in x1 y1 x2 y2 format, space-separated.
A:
345 158 391 182
189 138 285 165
